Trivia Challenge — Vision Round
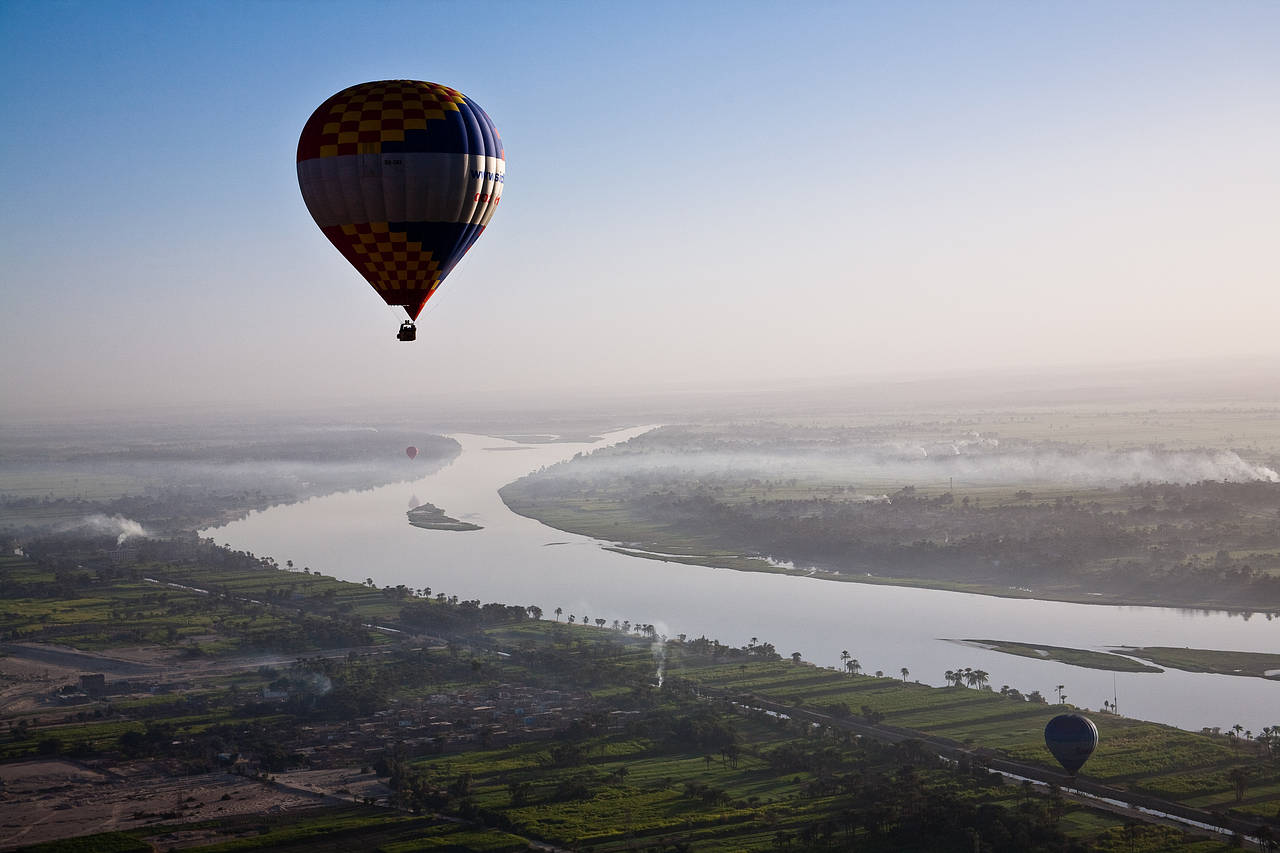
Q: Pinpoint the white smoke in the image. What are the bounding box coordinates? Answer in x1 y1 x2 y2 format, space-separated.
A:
550 436 1278 487
652 640 666 688
922 448 1280 486
77 514 151 545
302 671 333 696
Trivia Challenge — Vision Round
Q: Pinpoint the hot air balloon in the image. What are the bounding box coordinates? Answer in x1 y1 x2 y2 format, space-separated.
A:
1044 714 1098 775
405 446 418 460
297 80 504 340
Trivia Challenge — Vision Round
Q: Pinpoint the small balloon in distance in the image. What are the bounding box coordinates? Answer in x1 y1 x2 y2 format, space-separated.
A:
405 446 418 460
1044 713 1098 775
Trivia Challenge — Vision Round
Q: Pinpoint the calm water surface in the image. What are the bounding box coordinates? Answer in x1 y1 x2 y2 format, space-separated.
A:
206 428 1280 733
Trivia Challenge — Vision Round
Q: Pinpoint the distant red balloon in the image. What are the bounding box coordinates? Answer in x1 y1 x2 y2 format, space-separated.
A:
405 446 418 460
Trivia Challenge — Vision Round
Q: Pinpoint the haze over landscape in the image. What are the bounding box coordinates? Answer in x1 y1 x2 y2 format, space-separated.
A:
4 3 1280 851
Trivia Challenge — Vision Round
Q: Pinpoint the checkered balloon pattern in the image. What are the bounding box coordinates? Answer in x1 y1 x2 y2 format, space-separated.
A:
297 80 504 319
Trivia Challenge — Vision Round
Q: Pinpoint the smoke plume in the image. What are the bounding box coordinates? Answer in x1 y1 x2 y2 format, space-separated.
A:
77 514 151 545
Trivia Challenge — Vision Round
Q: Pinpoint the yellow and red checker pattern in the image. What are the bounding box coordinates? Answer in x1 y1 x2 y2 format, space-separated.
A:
305 81 464 159
322 222 443 312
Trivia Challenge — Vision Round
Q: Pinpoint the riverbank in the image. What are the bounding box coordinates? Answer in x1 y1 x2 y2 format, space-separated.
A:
207 429 1280 733
505 495 1280 615
498 420 1280 615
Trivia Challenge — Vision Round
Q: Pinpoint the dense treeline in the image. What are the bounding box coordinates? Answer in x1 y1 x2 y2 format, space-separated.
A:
505 426 1280 609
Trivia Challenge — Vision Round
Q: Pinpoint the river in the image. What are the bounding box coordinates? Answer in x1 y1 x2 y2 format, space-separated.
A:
205 428 1280 733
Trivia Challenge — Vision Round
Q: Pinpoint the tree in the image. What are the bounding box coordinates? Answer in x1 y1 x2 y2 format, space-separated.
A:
527 605 542 620
1056 684 1066 704
554 607 562 621
900 667 910 683
791 652 803 664
845 658 861 675
1228 767 1250 803
840 649 850 670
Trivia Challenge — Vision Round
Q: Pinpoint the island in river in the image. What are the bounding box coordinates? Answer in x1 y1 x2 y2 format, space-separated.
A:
407 501 482 531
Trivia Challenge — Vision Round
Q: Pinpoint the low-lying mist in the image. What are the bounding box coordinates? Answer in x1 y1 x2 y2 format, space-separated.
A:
543 430 1279 488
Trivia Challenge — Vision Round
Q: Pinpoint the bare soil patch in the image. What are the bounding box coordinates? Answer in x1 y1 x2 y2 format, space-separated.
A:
0 758 335 850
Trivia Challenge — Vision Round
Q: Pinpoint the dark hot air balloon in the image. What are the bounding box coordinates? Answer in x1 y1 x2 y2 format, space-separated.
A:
405 446 418 460
297 80 504 340
1044 714 1097 775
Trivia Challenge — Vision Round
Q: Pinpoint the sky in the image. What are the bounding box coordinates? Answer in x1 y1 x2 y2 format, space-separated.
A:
2 0 1278 418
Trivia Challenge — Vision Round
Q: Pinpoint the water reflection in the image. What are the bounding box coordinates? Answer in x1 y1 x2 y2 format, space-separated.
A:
207 428 1280 732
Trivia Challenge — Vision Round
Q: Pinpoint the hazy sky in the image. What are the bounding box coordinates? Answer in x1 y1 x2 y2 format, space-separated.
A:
2 1 1277 417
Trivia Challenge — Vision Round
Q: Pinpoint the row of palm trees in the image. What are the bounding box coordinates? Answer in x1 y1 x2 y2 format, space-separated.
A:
550 607 661 639
944 667 991 689
837 650 912 683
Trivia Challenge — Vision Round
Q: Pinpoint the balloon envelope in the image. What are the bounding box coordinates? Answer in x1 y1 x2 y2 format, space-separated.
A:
297 80 504 319
1044 714 1098 774
405 446 418 460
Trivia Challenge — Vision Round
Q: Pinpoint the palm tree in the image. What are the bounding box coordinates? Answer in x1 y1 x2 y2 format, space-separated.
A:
1056 684 1066 704
841 650 851 671
969 670 989 690
945 669 958 687
846 658 861 675
554 607 562 621
1258 726 1279 760
1227 767 1250 803
900 667 910 683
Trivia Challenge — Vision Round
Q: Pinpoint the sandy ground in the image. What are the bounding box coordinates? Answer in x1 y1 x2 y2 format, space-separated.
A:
0 642 180 715
0 759 392 850
0 642 405 848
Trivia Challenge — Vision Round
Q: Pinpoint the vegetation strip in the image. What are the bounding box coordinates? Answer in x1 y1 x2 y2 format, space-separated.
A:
1118 647 1280 680
958 639 1164 673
